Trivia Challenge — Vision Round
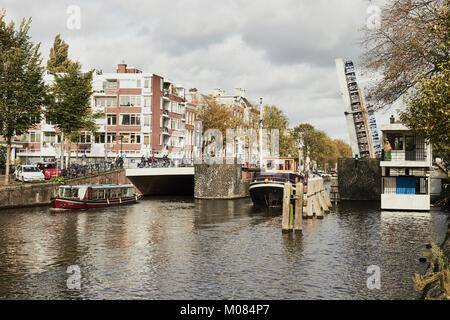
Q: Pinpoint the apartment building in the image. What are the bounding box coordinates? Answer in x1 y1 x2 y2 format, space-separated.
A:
16 63 199 166
210 87 260 163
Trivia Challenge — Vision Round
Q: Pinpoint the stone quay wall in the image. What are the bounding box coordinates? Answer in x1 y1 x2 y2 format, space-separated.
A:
0 169 130 210
194 162 255 199
338 158 381 201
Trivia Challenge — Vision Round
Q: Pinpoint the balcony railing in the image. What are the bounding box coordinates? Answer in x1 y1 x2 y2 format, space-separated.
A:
381 150 427 162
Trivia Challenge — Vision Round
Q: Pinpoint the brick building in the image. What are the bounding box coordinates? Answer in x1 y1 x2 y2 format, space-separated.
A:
16 63 199 166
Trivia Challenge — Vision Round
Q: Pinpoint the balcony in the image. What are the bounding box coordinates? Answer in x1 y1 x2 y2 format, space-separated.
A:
163 110 170 118
162 127 170 135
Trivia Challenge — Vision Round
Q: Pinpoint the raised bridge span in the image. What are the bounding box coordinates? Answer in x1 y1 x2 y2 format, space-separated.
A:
126 167 194 196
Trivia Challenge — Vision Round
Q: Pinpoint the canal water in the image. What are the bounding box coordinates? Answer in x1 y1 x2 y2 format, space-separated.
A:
0 196 448 300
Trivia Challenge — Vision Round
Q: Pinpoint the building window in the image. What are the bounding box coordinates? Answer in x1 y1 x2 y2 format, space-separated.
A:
119 133 140 144
143 135 150 146
22 132 41 143
119 96 141 107
107 133 116 143
387 133 404 150
160 134 162 146
43 132 59 144
103 80 117 89
143 115 151 127
160 97 163 110
144 96 151 108
78 132 91 144
107 114 117 125
144 78 151 89
130 133 140 144
95 97 116 107
94 133 106 144
120 114 141 125
119 79 141 89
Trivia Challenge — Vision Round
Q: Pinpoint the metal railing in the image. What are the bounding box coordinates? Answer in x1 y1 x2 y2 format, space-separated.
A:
60 160 124 179
136 158 194 168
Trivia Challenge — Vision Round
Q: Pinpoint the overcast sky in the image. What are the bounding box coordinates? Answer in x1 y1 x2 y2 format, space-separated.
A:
2 0 400 143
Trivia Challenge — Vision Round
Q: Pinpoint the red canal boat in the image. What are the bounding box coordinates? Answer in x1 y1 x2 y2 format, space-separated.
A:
52 184 140 209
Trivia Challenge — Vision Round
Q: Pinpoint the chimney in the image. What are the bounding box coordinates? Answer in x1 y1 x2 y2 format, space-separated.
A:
117 63 127 73
213 88 225 97
390 115 395 124
234 88 246 97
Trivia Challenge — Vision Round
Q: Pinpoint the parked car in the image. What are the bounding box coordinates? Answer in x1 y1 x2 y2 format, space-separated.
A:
14 165 45 182
37 162 61 179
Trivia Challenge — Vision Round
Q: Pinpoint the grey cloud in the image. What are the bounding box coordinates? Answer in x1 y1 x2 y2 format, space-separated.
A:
1 0 386 144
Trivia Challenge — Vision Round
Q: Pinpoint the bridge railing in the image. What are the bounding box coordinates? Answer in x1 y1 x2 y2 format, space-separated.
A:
60 160 123 179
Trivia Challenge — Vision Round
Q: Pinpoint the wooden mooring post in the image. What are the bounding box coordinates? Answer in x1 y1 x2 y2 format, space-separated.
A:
294 183 303 232
281 182 293 233
282 177 331 232
330 177 340 204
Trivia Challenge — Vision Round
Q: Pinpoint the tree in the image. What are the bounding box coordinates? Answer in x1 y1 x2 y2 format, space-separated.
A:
292 123 325 170
0 145 6 167
362 0 449 162
333 139 352 158
0 11 47 184
45 62 95 169
47 35 102 167
262 105 296 157
361 0 448 109
400 68 450 161
398 5 449 161
47 34 74 73
198 95 242 134
197 95 243 155
292 124 352 171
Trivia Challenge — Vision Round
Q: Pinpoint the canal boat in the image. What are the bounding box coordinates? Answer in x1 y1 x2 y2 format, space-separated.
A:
52 184 140 209
249 157 303 207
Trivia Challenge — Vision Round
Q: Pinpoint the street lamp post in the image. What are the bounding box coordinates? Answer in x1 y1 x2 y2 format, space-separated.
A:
119 135 123 157
259 97 263 169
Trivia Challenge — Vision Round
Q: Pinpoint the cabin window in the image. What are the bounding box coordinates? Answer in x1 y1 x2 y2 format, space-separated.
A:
60 188 71 197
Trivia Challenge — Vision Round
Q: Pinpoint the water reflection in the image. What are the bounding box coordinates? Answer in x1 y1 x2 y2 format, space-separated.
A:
0 197 448 299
